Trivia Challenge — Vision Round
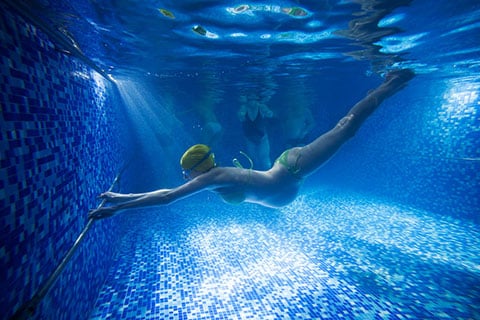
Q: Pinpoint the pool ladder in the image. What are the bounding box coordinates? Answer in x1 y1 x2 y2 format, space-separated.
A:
10 169 124 320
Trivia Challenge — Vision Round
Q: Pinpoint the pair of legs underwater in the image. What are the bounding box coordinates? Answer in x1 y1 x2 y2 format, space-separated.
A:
276 69 415 178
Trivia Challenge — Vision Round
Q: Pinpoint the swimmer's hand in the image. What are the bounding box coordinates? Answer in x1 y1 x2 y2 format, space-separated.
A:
89 206 118 220
89 191 133 219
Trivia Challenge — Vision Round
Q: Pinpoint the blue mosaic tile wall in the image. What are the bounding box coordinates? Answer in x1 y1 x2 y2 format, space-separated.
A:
0 8 128 320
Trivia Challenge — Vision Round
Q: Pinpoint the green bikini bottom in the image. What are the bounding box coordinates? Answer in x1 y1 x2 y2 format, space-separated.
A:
275 149 302 178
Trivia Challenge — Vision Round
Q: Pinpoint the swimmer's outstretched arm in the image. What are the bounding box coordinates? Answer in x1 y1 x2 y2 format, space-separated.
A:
89 174 216 219
95 191 145 203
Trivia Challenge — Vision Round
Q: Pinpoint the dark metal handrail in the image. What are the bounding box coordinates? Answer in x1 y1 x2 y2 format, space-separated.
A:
10 168 125 320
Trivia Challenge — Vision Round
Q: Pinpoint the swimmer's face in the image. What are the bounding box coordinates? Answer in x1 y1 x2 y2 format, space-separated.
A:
182 168 203 180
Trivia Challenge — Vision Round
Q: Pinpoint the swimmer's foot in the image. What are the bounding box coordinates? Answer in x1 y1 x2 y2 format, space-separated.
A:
384 68 415 93
364 69 415 103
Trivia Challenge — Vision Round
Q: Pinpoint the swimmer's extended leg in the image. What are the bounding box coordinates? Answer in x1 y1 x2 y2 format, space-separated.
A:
346 69 415 132
292 69 415 176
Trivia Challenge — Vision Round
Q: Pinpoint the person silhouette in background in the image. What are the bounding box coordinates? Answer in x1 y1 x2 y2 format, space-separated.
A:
195 72 224 147
89 69 414 219
238 91 274 170
284 105 314 148
281 79 315 148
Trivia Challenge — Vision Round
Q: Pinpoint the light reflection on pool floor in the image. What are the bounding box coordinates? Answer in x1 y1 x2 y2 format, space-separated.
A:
90 188 480 319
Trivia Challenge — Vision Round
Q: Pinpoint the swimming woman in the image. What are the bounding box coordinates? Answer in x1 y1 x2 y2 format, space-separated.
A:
89 69 414 219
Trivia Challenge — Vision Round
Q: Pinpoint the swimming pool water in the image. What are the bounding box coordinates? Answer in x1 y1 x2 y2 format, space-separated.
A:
2 0 479 319
89 188 480 319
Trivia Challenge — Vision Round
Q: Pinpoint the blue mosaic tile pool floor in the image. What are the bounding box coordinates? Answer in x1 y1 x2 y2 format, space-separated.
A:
89 188 480 319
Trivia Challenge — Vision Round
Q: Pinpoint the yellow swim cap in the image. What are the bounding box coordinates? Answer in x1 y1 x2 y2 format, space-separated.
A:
180 144 216 173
